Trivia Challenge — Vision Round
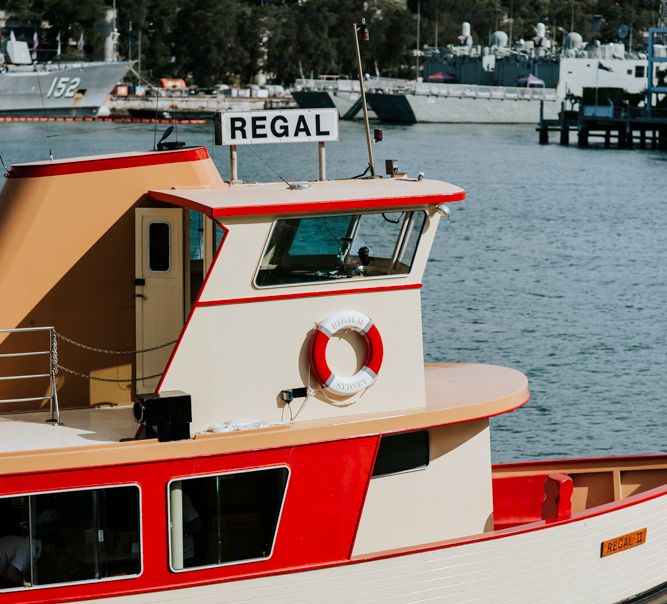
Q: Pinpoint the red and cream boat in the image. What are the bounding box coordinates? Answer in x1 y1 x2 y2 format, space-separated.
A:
0 113 666 603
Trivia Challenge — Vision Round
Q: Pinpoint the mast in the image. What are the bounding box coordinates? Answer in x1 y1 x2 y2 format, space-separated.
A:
659 0 667 27
415 1 421 80
353 20 375 177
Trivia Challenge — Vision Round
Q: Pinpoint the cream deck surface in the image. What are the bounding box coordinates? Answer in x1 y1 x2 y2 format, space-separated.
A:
0 363 529 460
0 405 137 453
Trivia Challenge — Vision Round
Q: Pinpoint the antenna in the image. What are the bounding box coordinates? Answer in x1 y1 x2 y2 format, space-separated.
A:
35 71 54 160
353 19 375 177
152 85 160 150
659 0 667 27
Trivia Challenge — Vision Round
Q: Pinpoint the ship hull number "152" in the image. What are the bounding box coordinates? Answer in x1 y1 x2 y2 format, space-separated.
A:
46 77 82 99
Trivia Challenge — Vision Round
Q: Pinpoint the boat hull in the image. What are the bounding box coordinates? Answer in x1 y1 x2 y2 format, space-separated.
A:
367 92 561 124
292 90 374 120
87 483 667 603
0 62 133 117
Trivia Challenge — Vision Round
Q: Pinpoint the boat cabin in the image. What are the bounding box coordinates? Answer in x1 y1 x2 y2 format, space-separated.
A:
1 136 662 603
0 142 531 597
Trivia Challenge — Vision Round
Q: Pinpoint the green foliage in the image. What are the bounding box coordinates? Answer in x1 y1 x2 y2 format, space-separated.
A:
1 0 662 85
33 0 105 49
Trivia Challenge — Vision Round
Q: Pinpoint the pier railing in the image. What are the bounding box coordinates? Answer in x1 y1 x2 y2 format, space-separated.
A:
295 77 415 94
0 326 60 424
410 82 558 101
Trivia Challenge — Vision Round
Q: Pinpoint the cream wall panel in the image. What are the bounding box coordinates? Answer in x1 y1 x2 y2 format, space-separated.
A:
353 420 493 555
160 289 426 428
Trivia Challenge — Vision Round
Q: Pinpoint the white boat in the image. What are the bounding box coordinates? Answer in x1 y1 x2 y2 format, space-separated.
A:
366 52 651 124
0 108 665 603
0 37 132 117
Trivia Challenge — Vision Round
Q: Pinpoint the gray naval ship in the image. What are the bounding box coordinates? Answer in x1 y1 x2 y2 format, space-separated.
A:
0 35 132 117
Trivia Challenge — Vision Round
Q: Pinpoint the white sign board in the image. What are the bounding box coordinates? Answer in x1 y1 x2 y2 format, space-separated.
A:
215 108 339 146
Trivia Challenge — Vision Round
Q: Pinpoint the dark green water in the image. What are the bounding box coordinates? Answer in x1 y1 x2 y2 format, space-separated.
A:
1 120 665 462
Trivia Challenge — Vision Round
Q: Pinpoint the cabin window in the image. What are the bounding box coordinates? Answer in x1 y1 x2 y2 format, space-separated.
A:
168 467 289 572
148 221 171 272
255 210 427 286
0 485 141 591
635 65 645 78
372 431 430 477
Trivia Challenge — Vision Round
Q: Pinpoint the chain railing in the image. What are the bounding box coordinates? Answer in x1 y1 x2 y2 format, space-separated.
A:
0 327 178 422
53 330 177 383
54 332 177 356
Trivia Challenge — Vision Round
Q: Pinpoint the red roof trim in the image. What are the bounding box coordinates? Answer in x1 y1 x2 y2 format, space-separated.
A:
149 190 465 218
196 283 423 308
7 147 210 179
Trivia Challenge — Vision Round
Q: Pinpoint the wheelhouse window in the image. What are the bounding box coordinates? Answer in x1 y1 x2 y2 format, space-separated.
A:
169 467 289 571
0 485 141 591
256 210 427 286
372 431 430 477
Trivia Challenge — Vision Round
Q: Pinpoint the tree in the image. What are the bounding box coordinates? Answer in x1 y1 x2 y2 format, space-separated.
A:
32 0 105 53
173 0 252 86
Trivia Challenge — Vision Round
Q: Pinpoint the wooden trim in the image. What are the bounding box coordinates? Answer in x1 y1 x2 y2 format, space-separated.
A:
0 393 529 476
492 454 667 476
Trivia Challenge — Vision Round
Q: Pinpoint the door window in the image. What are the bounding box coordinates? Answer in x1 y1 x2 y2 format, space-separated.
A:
148 221 171 272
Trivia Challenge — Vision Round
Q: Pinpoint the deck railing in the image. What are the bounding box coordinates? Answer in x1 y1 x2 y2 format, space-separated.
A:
0 326 60 424
410 82 558 101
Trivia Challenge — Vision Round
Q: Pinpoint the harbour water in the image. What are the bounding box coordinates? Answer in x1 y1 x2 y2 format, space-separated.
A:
1 120 665 462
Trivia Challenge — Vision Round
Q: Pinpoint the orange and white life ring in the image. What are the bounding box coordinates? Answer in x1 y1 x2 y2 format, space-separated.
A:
310 310 383 396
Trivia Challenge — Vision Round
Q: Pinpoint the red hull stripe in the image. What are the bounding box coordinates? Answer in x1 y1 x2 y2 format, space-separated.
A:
7 147 210 179
148 190 466 218
197 283 422 309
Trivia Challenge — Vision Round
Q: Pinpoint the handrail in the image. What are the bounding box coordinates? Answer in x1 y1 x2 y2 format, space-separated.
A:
0 326 60 424
0 326 53 333
0 351 49 358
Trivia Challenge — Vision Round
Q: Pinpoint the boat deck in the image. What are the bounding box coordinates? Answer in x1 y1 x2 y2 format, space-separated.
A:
0 362 528 458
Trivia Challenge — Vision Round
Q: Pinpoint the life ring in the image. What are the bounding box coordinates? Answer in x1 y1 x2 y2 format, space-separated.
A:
310 310 383 396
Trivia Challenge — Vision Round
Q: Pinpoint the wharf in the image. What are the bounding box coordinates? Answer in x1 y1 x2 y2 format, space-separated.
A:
109 93 296 121
538 26 667 151
538 103 667 150
0 115 207 124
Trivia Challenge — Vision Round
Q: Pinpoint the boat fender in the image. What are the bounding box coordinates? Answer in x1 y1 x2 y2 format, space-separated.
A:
310 310 383 396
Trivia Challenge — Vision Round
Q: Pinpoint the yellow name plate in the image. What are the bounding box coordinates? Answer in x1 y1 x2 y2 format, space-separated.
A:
601 528 647 558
